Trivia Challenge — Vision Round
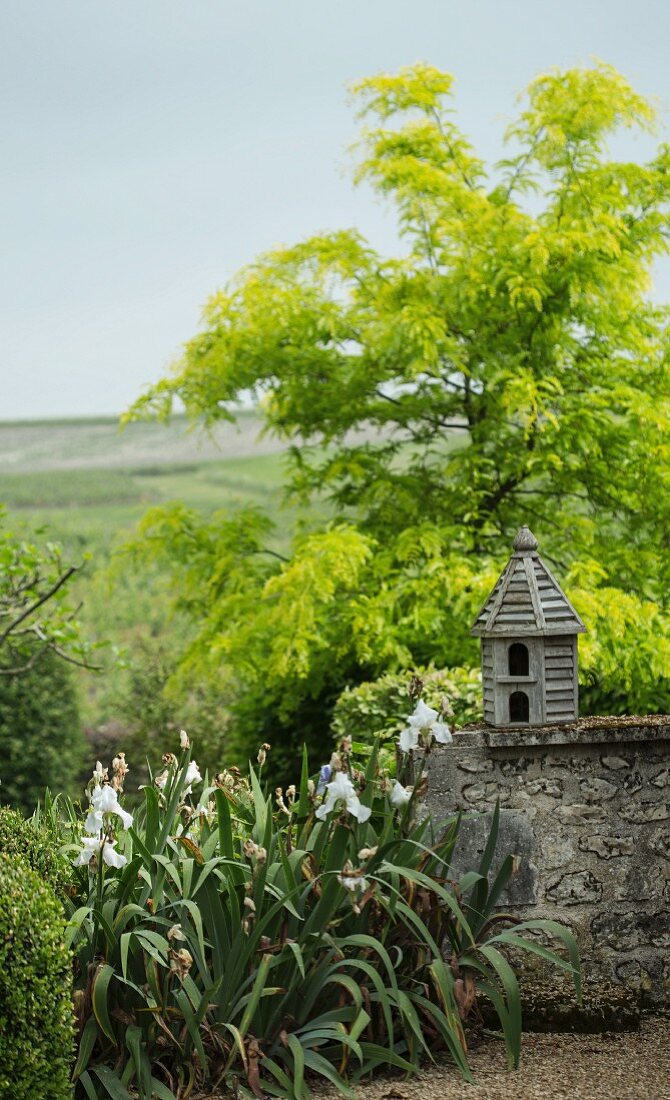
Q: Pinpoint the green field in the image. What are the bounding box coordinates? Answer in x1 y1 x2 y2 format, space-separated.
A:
1 414 294 550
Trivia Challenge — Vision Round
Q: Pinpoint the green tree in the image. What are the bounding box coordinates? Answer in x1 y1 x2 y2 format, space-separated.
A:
0 646 84 814
0 506 95 675
126 63 670 767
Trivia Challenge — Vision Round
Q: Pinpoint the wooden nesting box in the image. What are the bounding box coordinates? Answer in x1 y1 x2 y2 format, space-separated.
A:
470 527 586 727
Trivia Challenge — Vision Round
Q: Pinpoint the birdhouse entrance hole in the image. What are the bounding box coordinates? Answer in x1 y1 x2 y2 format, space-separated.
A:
508 643 529 677
509 691 530 723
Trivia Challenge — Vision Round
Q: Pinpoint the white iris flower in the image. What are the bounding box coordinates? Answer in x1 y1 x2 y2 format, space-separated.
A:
74 836 127 869
398 700 453 753
390 780 413 807
431 720 453 745
183 761 202 796
85 784 133 835
315 771 371 823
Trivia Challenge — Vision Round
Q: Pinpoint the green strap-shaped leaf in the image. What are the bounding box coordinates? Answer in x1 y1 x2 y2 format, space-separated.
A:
124 1023 153 1099
90 1063 134 1098
302 1049 358 1099
287 1033 306 1099
488 918 582 1001
354 1043 415 1078
92 963 117 1044
78 1070 99 1100
238 952 272 1036
72 1015 98 1080
477 943 522 1068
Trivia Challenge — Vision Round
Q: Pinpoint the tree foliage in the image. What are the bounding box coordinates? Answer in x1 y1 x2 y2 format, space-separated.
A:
126 62 670 763
0 506 96 675
0 646 84 815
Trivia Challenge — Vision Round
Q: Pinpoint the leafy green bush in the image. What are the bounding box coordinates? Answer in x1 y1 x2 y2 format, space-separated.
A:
64 729 579 1099
0 804 71 898
333 666 482 749
0 647 85 814
0 853 74 1099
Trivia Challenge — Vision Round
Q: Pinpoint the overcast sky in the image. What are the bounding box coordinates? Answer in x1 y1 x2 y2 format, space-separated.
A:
2 0 669 420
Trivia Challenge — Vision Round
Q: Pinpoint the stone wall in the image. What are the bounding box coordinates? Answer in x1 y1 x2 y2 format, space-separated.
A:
419 716 670 1004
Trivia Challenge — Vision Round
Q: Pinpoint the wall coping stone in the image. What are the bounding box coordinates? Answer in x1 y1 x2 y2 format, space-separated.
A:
453 714 670 750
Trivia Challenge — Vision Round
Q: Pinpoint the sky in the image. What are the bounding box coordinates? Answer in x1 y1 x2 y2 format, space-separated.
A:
1 0 669 420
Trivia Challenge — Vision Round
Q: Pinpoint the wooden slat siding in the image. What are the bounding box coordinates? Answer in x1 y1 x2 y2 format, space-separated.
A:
524 555 546 629
545 645 573 657
545 678 574 692
538 558 586 632
483 632 495 720
484 560 516 632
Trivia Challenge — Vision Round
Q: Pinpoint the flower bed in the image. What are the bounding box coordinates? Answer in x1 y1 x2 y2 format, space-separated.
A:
43 704 582 1099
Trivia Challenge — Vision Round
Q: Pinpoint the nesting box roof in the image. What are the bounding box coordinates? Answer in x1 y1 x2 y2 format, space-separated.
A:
470 526 586 637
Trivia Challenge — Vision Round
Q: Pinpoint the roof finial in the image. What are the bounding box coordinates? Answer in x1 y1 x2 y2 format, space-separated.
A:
513 525 538 552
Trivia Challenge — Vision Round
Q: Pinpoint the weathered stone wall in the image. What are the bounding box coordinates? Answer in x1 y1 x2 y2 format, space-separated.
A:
420 716 670 1004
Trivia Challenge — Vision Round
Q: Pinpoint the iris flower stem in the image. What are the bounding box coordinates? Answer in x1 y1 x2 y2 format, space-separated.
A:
93 846 105 958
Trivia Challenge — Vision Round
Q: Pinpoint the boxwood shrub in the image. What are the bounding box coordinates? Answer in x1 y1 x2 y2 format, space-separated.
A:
0 805 71 899
0 854 74 1099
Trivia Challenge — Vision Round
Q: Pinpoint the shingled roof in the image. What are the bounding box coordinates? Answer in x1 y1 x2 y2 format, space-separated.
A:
470 526 586 637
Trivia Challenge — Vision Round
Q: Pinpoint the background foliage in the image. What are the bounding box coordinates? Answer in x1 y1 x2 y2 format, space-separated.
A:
332 666 482 746
0 505 94 674
0 645 85 815
124 61 670 772
0 804 72 896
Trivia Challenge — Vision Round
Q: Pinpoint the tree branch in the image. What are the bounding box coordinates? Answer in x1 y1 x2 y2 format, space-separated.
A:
0 565 78 648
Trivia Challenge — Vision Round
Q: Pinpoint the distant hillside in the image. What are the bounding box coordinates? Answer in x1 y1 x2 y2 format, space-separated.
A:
0 412 283 474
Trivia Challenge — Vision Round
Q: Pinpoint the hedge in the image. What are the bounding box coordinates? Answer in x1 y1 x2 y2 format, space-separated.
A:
0 805 71 899
0 853 74 1098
